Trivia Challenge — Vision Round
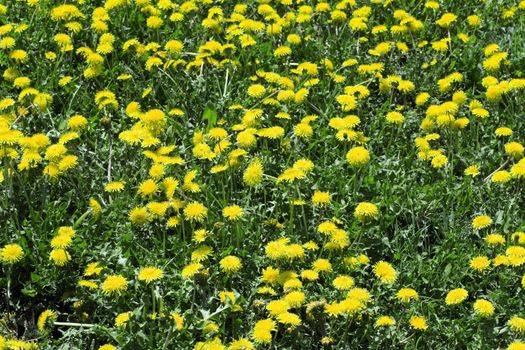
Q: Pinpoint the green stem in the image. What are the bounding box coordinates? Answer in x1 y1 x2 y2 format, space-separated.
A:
151 284 156 315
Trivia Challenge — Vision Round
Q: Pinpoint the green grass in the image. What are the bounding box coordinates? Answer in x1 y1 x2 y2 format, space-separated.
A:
1 0 525 349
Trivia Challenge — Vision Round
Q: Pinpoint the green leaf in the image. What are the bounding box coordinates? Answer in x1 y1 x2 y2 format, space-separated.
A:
202 106 217 131
443 263 452 278
31 273 41 282
22 286 37 297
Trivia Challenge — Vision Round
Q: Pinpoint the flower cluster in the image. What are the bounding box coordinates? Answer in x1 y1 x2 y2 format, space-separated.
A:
1 0 525 349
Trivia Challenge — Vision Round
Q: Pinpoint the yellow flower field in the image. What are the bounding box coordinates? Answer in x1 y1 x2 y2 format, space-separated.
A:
1 0 525 349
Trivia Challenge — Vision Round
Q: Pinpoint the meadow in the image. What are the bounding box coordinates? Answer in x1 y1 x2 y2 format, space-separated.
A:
1 0 525 349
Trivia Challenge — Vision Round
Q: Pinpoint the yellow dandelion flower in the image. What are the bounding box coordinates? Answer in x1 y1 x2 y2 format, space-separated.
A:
445 288 468 305
78 280 98 289
37 309 57 332
491 170 511 183
354 202 379 221
276 312 301 326
183 201 208 222
138 266 164 283
373 261 397 285
49 249 71 266
223 205 244 221
472 215 492 230
508 316 525 333
312 190 330 206
473 299 494 317
312 258 332 272
346 146 370 166
508 341 525 350
375 316 396 327
243 158 263 186
396 288 419 302
0 243 23 264
181 263 203 279
129 207 150 225
229 338 254 350
84 262 103 276
409 315 428 331
105 181 125 192
485 233 505 246
115 312 132 327
220 255 242 273
98 345 117 350
464 165 480 177
252 319 276 344
470 256 491 271
101 275 128 295
138 179 158 197
333 275 355 290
